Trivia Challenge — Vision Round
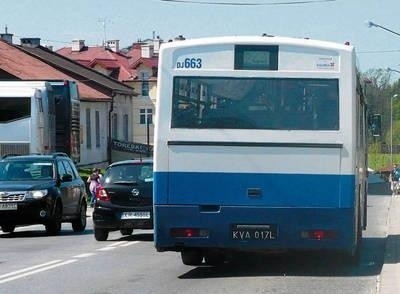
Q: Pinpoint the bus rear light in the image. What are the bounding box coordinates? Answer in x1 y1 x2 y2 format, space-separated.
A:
301 230 337 240
170 228 209 238
96 187 110 201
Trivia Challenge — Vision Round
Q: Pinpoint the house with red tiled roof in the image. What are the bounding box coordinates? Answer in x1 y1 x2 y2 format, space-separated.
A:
57 38 161 147
0 34 136 166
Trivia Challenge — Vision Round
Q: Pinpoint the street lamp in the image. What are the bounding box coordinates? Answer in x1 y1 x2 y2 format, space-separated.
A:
391 94 399 166
366 20 400 37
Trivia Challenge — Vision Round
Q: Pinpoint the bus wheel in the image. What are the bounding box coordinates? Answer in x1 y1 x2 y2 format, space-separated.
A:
204 250 225 266
351 214 363 265
181 250 203 266
345 212 362 266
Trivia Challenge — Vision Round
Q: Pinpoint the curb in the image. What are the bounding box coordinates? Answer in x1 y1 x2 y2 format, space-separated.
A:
378 195 400 294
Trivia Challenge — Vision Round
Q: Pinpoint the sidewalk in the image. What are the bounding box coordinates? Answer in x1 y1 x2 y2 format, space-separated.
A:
86 207 93 218
378 195 400 294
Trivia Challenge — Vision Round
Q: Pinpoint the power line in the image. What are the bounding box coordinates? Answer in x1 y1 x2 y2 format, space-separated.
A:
13 35 70 45
160 0 336 5
358 49 400 54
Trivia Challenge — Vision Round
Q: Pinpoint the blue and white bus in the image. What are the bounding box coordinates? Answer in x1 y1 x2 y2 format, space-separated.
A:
153 36 368 265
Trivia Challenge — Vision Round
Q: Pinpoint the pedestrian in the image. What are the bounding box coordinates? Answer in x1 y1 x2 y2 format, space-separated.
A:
96 168 103 179
87 168 101 207
391 164 400 196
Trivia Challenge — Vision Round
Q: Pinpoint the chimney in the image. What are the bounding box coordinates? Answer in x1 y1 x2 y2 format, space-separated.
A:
153 36 161 54
0 25 13 43
20 37 41 47
105 40 119 52
71 39 85 52
141 44 153 58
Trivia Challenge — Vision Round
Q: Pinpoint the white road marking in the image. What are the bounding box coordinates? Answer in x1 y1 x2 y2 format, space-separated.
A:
97 246 117 251
120 241 140 247
107 241 128 247
0 240 141 284
0 260 62 279
0 259 77 284
73 253 97 258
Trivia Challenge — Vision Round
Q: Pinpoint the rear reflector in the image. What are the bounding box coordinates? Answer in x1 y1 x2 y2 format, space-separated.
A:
170 228 209 238
301 230 337 240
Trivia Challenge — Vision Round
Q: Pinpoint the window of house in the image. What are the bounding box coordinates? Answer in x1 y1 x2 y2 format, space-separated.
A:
141 72 149 97
86 108 91 149
112 113 118 139
140 108 153 125
123 114 129 141
95 111 100 147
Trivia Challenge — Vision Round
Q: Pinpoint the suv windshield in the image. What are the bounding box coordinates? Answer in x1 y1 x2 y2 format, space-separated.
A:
0 160 54 181
103 163 153 184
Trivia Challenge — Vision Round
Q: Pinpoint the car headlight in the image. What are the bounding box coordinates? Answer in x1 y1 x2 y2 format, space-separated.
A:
26 189 48 199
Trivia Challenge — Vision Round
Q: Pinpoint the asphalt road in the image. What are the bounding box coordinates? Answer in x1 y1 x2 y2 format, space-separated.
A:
0 179 391 294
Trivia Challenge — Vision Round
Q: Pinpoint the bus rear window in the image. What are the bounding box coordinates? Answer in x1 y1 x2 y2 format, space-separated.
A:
171 77 339 131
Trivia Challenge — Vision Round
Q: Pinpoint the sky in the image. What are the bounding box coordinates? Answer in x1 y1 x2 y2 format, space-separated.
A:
1 0 400 73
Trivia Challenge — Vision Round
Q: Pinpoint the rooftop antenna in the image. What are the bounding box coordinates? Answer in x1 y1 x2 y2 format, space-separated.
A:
98 18 107 46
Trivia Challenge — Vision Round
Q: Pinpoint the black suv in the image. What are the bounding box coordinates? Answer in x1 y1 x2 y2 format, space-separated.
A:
0 153 87 235
93 158 153 241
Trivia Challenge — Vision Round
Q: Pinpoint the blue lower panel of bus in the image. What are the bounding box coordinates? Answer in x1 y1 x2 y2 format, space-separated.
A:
154 205 355 252
154 172 357 252
154 172 355 207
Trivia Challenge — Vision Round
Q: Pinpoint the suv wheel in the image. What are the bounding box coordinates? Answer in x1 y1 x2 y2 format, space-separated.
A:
72 201 87 232
120 228 133 236
1 225 16 233
45 202 62 235
94 228 109 241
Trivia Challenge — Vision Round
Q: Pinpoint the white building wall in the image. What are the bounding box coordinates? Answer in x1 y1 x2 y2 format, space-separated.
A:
79 101 109 167
112 94 134 142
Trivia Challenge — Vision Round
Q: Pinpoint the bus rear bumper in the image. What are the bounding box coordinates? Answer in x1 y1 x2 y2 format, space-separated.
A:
154 205 357 253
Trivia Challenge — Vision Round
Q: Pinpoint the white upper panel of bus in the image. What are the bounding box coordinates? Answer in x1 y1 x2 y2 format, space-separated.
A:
0 81 52 97
160 36 354 73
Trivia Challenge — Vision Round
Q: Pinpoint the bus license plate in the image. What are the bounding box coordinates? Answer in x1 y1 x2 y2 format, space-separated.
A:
121 211 150 220
232 224 277 240
0 203 18 210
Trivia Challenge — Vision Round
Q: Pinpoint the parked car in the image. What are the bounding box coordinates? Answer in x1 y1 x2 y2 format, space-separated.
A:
0 153 87 235
93 158 153 241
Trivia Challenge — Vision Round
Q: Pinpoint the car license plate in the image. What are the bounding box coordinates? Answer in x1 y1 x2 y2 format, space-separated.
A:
0 203 18 210
232 224 277 240
121 211 150 220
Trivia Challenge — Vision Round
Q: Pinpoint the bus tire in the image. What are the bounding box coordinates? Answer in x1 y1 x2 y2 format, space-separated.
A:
345 210 362 266
181 250 203 266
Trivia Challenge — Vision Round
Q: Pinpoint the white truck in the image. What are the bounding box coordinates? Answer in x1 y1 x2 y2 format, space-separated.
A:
0 81 56 156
